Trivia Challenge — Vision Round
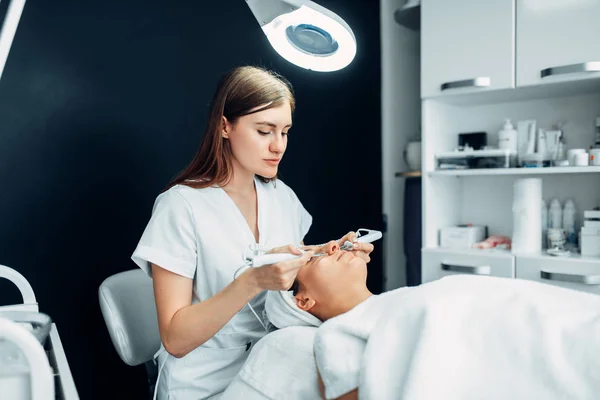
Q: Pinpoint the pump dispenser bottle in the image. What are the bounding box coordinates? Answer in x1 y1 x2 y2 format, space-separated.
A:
498 118 518 153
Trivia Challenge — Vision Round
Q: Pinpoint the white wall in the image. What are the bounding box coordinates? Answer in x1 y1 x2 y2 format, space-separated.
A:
380 0 421 290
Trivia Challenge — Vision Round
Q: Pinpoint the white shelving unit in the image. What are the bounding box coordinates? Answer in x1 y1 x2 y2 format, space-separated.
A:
417 0 600 293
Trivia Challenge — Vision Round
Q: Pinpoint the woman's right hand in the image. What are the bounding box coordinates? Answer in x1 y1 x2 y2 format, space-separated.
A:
248 247 314 291
266 244 303 256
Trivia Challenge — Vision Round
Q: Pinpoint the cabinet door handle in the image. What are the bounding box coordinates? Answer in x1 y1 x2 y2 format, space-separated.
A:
541 62 600 78
540 271 600 285
440 77 491 91
441 263 491 275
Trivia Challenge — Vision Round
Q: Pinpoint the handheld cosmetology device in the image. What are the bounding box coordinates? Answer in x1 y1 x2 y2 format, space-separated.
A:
339 228 382 250
240 228 383 270
234 229 383 331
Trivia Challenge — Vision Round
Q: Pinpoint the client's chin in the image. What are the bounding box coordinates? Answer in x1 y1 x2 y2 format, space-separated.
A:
259 166 278 178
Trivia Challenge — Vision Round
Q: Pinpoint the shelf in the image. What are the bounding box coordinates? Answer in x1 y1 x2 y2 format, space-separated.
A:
422 75 600 106
395 171 422 178
424 246 600 264
518 252 600 264
424 246 514 259
428 166 600 177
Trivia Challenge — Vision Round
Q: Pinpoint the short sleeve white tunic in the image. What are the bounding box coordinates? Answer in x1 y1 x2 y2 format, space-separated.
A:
131 176 312 400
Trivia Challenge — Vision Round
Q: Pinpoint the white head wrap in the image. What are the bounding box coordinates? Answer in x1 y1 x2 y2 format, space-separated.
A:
264 290 322 328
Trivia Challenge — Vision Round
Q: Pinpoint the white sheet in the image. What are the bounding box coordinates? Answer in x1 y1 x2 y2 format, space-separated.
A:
359 275 600 399
220 326 320 400
224 275 600 400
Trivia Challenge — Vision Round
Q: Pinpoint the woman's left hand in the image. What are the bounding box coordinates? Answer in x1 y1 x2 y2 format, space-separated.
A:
337 231 374 263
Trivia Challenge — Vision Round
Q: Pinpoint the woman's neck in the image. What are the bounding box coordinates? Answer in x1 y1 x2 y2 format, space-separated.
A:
223 163 255 195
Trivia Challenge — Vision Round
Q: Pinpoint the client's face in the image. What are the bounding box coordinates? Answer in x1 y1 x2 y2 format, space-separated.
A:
293 241 368 318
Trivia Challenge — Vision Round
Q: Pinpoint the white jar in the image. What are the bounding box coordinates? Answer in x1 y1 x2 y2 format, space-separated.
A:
573 152 589 166
567 148 586 166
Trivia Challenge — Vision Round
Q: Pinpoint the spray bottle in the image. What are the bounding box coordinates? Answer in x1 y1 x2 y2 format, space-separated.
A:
541 199 548 249
549 198 562 229
562 199 577 248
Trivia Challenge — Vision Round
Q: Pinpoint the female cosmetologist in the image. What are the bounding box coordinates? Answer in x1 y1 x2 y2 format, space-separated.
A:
131 66 373 399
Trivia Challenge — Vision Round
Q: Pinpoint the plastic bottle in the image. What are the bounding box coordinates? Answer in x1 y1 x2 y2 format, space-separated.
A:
595 117 600 148
555 121 568 161
556 137 566 161
498 118 518 153
541 199 548 249
562 199 577 247
549 198 562 229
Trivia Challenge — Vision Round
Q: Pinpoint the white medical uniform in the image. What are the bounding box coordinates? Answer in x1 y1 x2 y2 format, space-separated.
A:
131 176 312 400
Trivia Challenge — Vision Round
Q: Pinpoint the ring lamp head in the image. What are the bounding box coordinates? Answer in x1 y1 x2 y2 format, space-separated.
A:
246 0 356 72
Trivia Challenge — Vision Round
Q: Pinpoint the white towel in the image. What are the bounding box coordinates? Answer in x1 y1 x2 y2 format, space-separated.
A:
264 290 322 328
360 275 600 399
313 294 389 399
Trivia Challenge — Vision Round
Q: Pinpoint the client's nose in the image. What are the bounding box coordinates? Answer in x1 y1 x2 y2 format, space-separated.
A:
324 240 339 255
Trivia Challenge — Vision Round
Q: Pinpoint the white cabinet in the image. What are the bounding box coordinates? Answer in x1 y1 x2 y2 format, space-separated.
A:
516 255 600 296
422 248 515 284
387 0 600 292
421 0 515 98
516 0 600 87
419 91 600 293
422 248 600 297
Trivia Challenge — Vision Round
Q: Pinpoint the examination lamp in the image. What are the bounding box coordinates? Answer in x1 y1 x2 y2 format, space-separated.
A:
0 0 26 82
245 0 356 72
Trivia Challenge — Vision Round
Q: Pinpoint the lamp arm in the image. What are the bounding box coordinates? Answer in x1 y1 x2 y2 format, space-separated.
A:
0 0 27 82
246 0 299 27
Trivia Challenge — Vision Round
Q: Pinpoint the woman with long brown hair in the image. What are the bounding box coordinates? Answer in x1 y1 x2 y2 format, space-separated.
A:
131 65 373 399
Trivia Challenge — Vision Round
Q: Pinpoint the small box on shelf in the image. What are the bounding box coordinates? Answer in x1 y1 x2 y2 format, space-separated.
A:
439 225 487 249
581 209 600 257
435 148 517 170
